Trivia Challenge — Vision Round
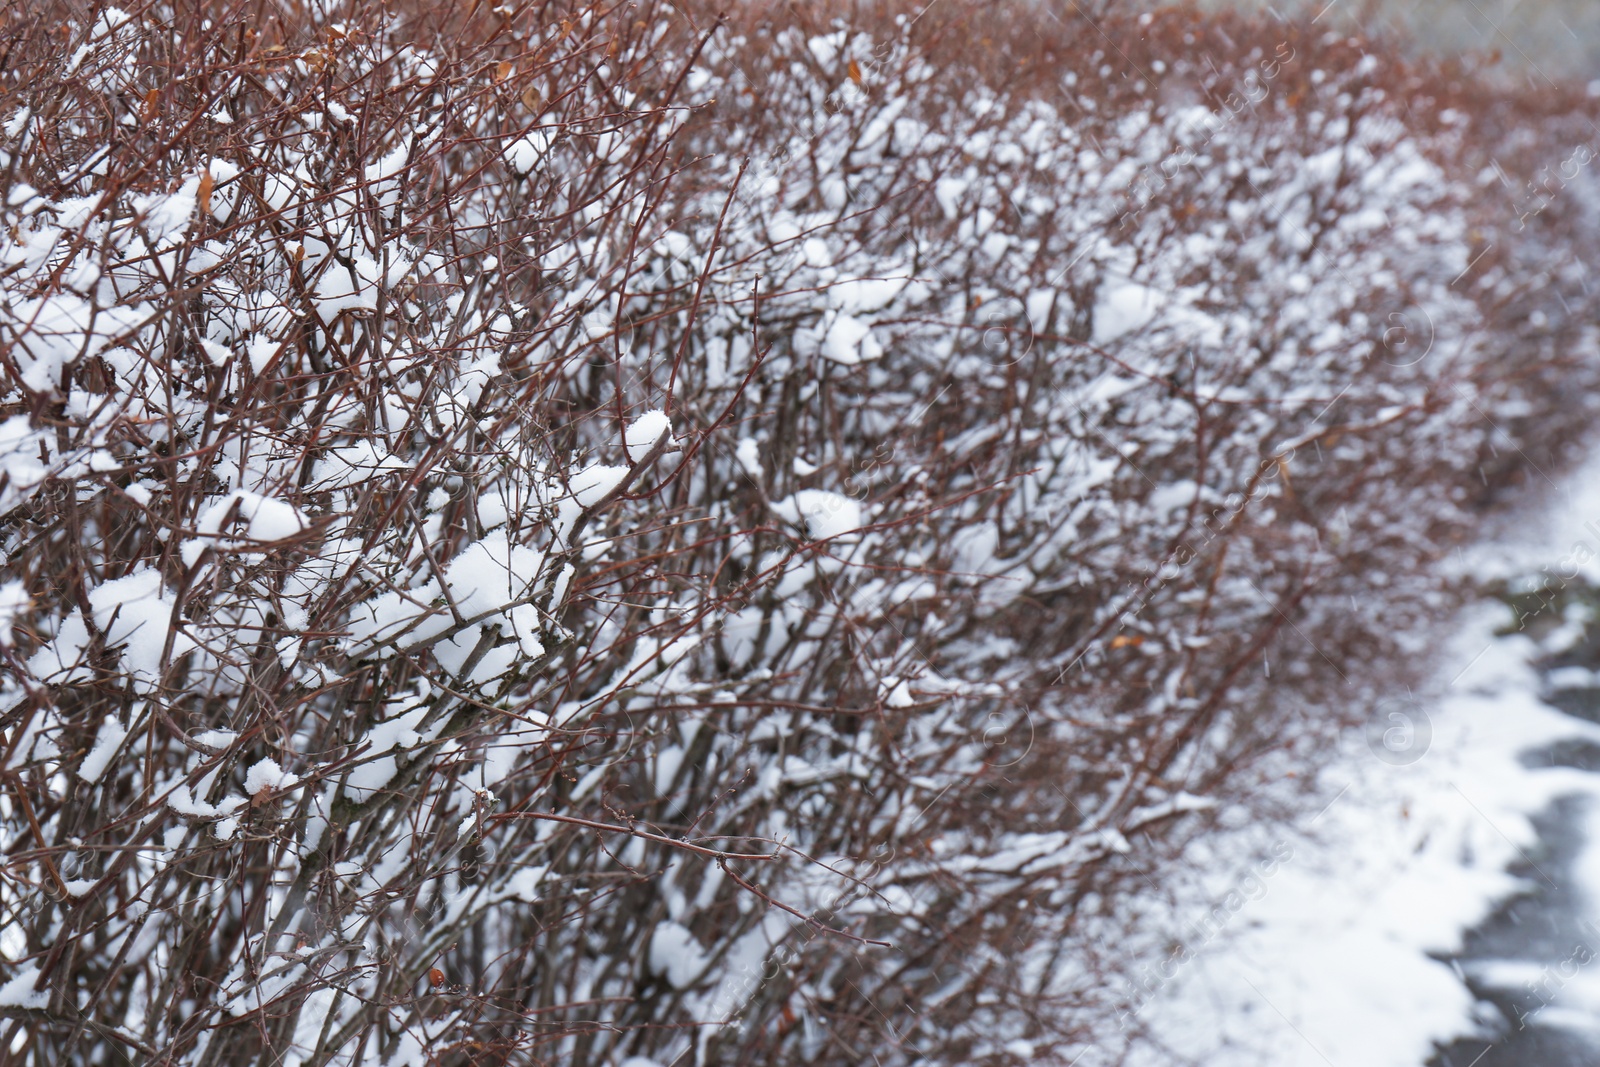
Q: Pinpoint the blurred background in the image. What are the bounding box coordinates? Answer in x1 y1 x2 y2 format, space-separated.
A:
1192 0 1600 80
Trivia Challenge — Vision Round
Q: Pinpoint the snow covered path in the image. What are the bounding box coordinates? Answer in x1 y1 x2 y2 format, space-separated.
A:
1131 456 1600 1067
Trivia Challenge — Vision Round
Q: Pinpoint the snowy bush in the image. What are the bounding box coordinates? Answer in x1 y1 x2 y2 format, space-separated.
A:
1 2 1597 1065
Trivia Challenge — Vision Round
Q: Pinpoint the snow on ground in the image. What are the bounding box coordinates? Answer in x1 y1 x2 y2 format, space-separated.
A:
1132 452 1600 1066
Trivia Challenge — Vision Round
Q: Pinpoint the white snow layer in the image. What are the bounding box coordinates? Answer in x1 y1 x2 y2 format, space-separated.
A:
503 129 551 175
772 489 864 542
77 716 128 783
623 408 672 463
1130 451 1600 1067
649 921 710 990
0 966 48 1009
244 757 299 796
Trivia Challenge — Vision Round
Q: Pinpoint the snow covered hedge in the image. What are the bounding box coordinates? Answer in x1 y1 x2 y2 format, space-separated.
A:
1 2 1596 1064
